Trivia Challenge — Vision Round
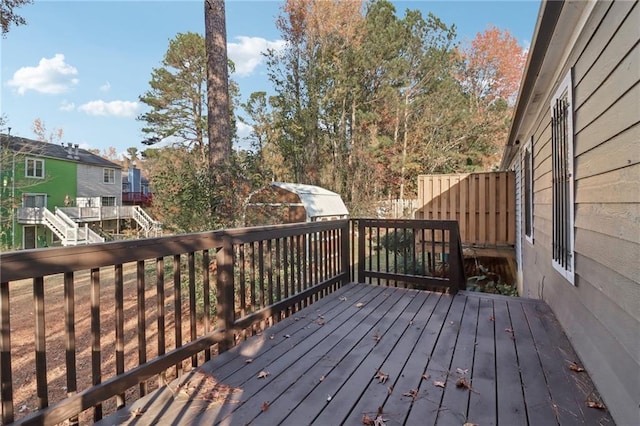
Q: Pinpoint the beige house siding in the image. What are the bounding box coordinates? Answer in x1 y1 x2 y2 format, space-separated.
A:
506 1 639 424
76 163 123 205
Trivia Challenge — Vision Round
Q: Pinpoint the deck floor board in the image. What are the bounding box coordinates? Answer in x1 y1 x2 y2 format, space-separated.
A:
98 283 614 426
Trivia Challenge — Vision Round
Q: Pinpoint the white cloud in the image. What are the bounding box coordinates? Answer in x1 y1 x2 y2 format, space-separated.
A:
8 54 79 95
227 36 286 77
59 100 75 112
99 81 111 92
78 100 139 117
237 120 253 140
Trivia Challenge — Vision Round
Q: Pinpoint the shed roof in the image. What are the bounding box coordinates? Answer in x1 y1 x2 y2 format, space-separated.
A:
271 182 349 219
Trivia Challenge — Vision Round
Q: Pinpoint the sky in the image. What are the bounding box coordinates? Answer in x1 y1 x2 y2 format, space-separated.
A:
1 0 541 157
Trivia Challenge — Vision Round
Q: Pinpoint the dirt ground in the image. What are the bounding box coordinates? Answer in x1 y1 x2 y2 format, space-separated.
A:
9 262 205 424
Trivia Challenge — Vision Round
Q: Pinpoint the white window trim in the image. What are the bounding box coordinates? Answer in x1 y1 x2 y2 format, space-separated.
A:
524 136 534 244
22 193 48 208
550 70 575 285
103 168 115 184
25 157 45 179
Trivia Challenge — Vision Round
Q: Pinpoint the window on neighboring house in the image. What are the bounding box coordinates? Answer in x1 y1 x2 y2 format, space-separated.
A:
25 158 45 178
23 194 47 208
550 70 575 284
524 137 533 242
103 168 115 184
101 196 116 206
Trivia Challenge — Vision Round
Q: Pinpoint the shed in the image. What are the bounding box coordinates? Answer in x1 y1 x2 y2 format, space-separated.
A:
244 182 349 226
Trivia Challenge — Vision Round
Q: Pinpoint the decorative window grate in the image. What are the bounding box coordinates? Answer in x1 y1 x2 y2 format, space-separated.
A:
550 71 575 284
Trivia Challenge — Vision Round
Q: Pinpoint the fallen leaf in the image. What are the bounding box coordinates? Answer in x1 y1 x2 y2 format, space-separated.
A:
319 375 325 382
257 371 270 379
356 302 365 308
374 414 387 426
489 315 495 321
362 414 374 425
284 334 291 338
245 358 253 364
373 332 381 344
327 394 332 402
505 327 513 334
339 296 348 302
456 368 469 375
269 335 274 340
261 402 270 412
433 381 446 388
587 400 606 410
402 389 419 400
463 423 478 426
131 407 146 417
421 373 430 380
387 385 393 394
569 363 585 372
375 370 389 384
456 377 472 390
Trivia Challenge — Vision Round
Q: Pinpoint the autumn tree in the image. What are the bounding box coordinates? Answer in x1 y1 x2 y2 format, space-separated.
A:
241 91 287 183
32 118 64 144
459 25 527 106
1 117 55 249
456 26 527 167
1 0 32 37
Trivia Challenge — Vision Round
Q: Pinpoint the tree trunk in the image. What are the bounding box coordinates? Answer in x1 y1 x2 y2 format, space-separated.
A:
399 91 410 201
205 0 230 169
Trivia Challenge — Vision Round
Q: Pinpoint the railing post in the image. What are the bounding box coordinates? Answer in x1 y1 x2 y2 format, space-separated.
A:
216 235 235 352
357 220 365 284
449 223 465 293
341 220 350 284
0 281 13 424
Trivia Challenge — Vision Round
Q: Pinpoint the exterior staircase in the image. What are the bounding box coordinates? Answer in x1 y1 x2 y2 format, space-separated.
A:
24 207 105 246
131 206 162 237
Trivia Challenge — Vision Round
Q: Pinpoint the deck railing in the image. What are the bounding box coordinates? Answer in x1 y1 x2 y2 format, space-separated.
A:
0 219 462 425
352 219 465 291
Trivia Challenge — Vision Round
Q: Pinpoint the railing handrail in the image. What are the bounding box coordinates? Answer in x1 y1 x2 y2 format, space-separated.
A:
43 208 74 242
54 207 78 228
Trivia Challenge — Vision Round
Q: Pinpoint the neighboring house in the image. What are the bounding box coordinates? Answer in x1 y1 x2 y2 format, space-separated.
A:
500 1 639 424
122 167 154 207
1 135 160 249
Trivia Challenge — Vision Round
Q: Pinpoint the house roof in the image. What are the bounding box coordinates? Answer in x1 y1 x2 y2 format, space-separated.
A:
1 134 121 169
270 182 349 219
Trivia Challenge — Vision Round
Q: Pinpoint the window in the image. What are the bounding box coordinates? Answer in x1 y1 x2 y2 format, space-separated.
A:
101 196 116 206
524 137 533 242
103 168 115 184
25 158 45 178
550 70 575 284
23 194 47 208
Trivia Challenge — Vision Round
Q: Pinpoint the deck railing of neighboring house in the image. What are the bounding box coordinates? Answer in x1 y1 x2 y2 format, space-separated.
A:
122 192 153 207
0 219 463 425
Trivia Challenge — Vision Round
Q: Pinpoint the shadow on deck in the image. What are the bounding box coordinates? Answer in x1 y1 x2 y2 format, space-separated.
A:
98 283 612 426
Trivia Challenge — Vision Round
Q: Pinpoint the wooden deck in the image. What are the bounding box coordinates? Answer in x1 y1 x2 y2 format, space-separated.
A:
98 283 612 426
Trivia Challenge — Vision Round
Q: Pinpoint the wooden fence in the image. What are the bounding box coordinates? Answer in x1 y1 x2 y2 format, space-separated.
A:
415 172 516 246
